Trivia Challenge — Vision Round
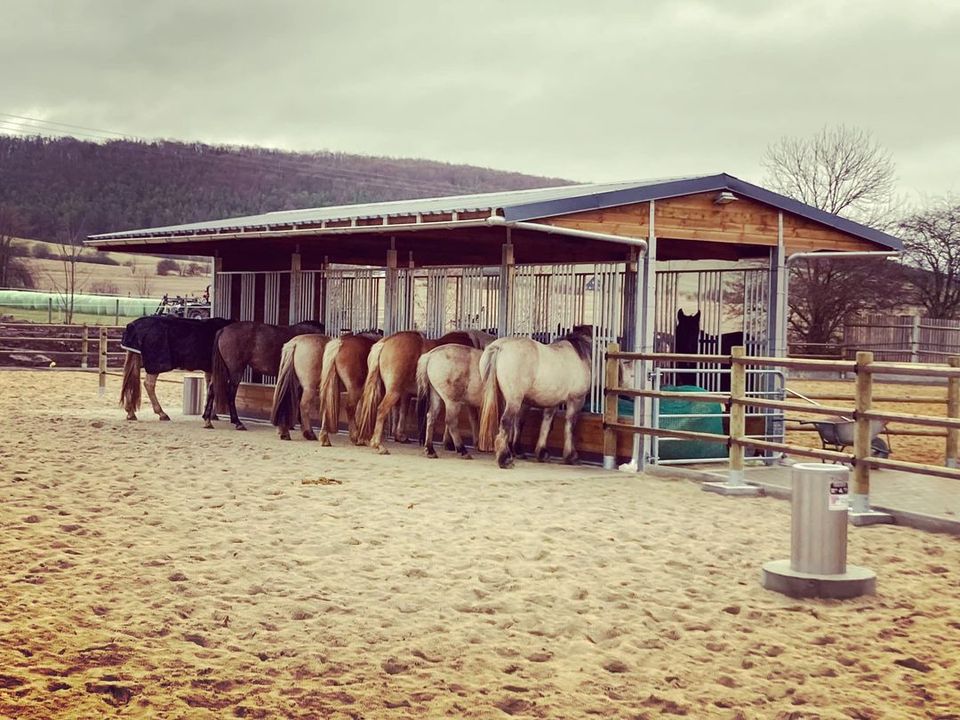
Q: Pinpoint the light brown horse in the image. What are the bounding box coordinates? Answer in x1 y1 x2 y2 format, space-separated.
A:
206 320 325 430
270 333 332 441
478 327 593 468
356 330 494 454
416 344 483 459
317 333 379 446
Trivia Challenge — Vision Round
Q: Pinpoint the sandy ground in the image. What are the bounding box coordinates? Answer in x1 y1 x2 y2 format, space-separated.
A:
1 371 959 719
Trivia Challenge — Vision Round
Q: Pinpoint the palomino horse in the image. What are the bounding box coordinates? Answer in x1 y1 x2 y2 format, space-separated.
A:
356 330 494 454
119 315 234 421
270 333 332 441
415 344 483 459
478 327 593 468
317 333 381 446
206 320 325 430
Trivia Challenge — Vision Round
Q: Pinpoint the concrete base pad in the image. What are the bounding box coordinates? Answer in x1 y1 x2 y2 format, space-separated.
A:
849 510 895 527
761 559 876 599
702 482 761 497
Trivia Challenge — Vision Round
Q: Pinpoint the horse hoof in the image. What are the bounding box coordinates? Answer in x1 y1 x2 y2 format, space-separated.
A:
536 449 550 463
377 446 390 456
202 422 214 430
303 431 318 441
158 414 171 422
279 433 291 441
563 454 580 465
425 448 438 459
235 424 247 432
126 415 137 421
461 453 473 461
320 438 332 447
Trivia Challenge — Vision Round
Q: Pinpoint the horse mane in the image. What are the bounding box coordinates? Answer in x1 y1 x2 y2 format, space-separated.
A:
559 329 593 361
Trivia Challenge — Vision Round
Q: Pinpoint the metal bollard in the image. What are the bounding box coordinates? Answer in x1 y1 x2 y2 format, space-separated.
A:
182 375 205 416
761 463 876 599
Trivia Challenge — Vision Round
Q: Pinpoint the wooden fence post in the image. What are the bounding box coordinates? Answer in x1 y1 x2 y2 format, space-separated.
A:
602 342 620 470
80 324 89 369
852 351 874 513
947 356 960 468
704 345 758 495
98 327 107 396
728 346 746 484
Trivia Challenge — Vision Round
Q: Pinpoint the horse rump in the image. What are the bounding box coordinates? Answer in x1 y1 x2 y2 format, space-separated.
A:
270 339 302 430
477 345 502 452
119 351 142 411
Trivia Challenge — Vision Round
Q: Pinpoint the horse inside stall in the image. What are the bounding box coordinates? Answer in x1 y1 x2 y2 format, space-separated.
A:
206 320 326 430
674 309 743 391
119 315 234 421
415 344 484 459
356 330 494 454
478 326 593 469
270 333 332 441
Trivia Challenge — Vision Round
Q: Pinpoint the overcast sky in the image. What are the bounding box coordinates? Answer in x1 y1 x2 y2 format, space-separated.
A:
2 0 957 203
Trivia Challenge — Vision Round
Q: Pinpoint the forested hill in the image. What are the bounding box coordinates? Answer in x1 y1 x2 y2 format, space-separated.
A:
0 135 572 241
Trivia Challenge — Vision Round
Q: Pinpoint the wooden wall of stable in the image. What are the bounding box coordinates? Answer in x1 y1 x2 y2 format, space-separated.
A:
234 383 636 463
540 192 882 256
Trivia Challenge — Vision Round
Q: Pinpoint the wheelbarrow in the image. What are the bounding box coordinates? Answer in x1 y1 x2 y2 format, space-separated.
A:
807 416 891 460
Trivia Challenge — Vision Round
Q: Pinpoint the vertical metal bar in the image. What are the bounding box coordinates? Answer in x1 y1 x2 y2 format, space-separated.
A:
852 351 874 513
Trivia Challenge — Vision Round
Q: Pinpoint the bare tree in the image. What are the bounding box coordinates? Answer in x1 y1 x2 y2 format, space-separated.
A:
762 125 907 348
762 124 900 229
134 269 152 297
899 199 960 318
48 216 89 324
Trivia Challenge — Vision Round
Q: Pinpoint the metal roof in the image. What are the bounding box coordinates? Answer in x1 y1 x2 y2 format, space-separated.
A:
86 173 901 250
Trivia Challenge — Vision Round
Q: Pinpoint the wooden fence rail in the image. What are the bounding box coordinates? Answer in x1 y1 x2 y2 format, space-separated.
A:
603 346 960 516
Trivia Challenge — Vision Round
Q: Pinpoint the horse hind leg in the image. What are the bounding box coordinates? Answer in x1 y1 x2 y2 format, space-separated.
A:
228 371 246 431
201 371 216 428
300 386 318 441
423 391 442 459
534 406 558 463
561 396 587 465
495 403 522 469
144 373 170 421
445 400 471 460
371 390 402 454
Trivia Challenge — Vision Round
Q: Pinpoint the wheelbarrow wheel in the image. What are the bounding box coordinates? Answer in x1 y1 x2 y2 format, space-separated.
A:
871 437 890 459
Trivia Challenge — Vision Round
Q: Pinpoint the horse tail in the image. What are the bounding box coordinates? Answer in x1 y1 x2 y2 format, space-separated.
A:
211 334 232 415
477 345 502 452
319 338 342 433
355 340 385 444
119 351 142 411
415 351 432 444
270 339 301 429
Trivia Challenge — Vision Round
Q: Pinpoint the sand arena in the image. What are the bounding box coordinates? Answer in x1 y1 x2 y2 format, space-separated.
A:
1 370 958 718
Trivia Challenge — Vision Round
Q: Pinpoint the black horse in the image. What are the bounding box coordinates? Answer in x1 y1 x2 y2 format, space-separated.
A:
674 309 743 391
120 315 235 421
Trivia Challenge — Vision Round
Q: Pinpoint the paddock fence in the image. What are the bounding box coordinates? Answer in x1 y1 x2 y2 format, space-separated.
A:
603 346 960 512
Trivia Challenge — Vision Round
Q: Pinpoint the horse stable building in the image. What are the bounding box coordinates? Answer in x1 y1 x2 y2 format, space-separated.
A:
87 173 902 468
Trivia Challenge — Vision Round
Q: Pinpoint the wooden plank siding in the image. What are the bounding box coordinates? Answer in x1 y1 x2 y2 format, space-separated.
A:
539 192 883 254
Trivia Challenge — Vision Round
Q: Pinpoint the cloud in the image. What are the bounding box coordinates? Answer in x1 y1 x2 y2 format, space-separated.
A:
1 0 957 200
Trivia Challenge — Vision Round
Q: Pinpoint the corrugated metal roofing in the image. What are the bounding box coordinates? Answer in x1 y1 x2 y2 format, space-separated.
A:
86 173 901 250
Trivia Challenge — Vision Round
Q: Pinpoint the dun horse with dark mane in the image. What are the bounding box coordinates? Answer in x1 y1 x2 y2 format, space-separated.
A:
478 327 593 468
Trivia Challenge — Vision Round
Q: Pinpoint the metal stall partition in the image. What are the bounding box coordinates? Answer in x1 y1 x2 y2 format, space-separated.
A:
323 268 383 335
455 266 499 332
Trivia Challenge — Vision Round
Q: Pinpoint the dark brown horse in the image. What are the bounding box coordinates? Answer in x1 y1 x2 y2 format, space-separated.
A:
205 320 325 430
356 330 494 454
317 333 380 446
